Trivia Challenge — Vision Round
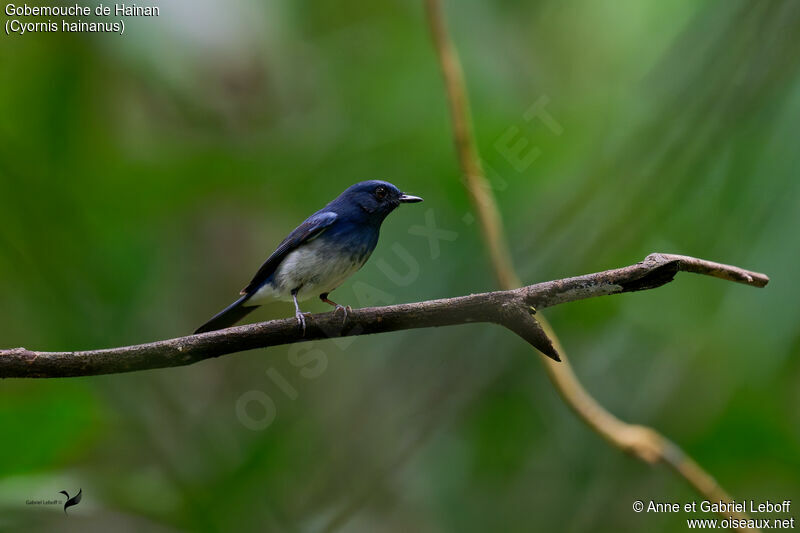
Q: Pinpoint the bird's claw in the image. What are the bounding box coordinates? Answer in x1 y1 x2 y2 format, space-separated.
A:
332 304 352 325
295 311 307 335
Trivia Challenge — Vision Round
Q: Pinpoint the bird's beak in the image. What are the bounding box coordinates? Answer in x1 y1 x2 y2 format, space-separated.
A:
399 193 423 203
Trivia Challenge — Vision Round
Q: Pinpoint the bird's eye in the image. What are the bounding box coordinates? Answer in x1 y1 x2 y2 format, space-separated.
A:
374 186 387 200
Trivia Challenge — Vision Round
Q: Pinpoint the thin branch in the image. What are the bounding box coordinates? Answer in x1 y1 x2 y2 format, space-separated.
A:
0 254 766 379
541 346 752 524
423 0 762 529
424 0 520 290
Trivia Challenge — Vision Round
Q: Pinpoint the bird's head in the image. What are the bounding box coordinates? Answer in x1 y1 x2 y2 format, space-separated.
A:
334 180 423 222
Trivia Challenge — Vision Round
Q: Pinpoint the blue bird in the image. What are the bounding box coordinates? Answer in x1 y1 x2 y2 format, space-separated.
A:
195 180 423 334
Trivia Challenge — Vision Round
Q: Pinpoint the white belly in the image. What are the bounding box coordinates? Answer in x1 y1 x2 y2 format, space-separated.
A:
248 238 370 303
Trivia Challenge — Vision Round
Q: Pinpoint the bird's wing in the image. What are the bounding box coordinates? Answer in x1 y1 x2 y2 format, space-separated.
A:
71 489 82 505
241 211 338 295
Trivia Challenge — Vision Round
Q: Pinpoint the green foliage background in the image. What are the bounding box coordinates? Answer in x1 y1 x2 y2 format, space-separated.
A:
1 1 798 531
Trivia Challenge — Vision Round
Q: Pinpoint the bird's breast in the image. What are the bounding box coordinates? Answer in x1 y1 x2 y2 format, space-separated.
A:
250 234 376 303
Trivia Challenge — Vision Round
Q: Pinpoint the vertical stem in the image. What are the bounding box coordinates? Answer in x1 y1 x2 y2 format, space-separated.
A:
424 0 521 290
423 1 754 529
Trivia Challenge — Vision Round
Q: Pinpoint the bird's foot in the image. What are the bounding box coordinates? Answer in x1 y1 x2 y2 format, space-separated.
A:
320 294 351 326
295 311 307 335
332 304 352 325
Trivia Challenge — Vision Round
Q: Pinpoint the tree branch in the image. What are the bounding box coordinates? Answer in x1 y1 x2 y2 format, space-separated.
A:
0 254 766 379
424 0 520 290
423 0 763 529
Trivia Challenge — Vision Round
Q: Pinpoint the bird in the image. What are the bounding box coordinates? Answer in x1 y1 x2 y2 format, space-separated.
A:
195 180 423 334
58 488 81 515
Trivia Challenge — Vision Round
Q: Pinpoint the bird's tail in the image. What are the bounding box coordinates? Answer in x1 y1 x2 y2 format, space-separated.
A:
194 294 259 334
